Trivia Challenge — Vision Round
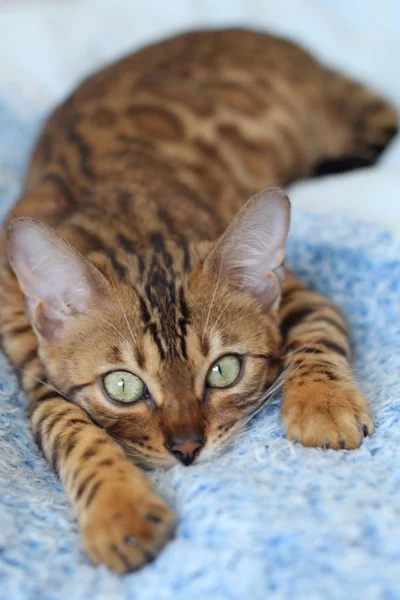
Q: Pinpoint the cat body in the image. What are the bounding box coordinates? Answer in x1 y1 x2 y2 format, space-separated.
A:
0 29 397 572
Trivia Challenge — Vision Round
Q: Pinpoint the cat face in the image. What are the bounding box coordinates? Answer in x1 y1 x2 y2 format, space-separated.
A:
7 188 289 467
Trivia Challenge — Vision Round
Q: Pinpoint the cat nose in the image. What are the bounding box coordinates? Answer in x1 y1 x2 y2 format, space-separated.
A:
167 435 205 466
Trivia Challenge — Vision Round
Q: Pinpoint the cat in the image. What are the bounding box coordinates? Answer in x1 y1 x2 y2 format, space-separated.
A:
0 29 397 573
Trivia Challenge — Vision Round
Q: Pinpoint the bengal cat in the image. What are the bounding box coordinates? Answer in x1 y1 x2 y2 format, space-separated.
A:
0 29 397 573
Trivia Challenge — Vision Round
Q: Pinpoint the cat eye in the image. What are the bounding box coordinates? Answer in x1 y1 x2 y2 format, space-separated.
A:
102 370 148 404
206 354 242 389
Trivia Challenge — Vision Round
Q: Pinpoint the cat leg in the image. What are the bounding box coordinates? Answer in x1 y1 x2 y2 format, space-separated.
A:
29 387 175 572
279 273 373 449
0 284 175 573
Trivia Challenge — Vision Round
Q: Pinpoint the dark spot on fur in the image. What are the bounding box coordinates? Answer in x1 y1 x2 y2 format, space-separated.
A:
76 472 97 500
6 324 31 337
64 431 80 459
35 390 62 404
146 513 162 524
65 418 91 427
85 480 103 508
97 458 114 467
50 431 63 476
280 308 315 339
82 445 98 460
65 381 93 399
18 348 38 370
307 316 348 337
126 105 183 140
91 107 117 127
108 345 123 364
315 339 349 359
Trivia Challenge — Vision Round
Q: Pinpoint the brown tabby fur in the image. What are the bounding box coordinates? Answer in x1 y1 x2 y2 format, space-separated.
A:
0 29 397 573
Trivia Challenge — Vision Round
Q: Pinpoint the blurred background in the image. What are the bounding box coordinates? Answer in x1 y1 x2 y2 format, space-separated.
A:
0 0 399 231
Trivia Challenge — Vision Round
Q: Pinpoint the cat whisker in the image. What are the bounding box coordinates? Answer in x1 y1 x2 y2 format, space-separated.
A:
208 294 237 338
121 443 173 468
243 378 285 425
85 309 131 346
242 349 319 426
105 263 139 349
282 337 321 358
205 354 315 456
212 299 295 338
202 251 224 343
17 368 70 402
107 431 171 467
202 379 288 458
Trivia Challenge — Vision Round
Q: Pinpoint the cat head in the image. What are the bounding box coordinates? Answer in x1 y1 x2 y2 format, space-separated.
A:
7 188 290 467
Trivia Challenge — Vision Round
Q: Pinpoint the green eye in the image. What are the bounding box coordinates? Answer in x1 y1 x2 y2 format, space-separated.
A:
206 355 242 388
102 371 147 404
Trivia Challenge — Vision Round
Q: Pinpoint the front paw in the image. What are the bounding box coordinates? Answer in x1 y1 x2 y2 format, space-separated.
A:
81 483 176 573
281 381 374 450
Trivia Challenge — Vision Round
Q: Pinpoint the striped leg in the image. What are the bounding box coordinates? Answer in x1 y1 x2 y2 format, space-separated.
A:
0 284 175 573
279 274 373 449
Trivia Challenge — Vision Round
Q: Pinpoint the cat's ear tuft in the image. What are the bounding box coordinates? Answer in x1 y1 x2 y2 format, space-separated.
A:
204 188 291 309
7 218 108 341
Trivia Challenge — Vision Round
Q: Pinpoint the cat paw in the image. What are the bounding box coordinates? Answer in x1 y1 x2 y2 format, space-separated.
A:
281 382 374 450
81 483 176 573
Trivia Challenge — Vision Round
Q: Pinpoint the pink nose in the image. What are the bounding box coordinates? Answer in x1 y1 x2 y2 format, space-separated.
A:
167 436 205 466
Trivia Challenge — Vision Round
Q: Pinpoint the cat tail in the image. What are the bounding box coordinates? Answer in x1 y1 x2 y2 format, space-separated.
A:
313 68 398 176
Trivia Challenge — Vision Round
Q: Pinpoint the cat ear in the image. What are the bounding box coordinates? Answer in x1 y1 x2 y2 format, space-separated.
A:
204 188 291 309
7 218 108 341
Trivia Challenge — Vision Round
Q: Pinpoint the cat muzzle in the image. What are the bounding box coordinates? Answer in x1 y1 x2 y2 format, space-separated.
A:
166 435 205 466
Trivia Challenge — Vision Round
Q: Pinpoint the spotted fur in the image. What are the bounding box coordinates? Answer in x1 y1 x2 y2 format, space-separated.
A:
0 29 397 572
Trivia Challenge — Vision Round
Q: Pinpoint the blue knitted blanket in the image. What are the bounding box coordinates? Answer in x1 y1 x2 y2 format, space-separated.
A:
1 2 400 599
2 104 400 600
